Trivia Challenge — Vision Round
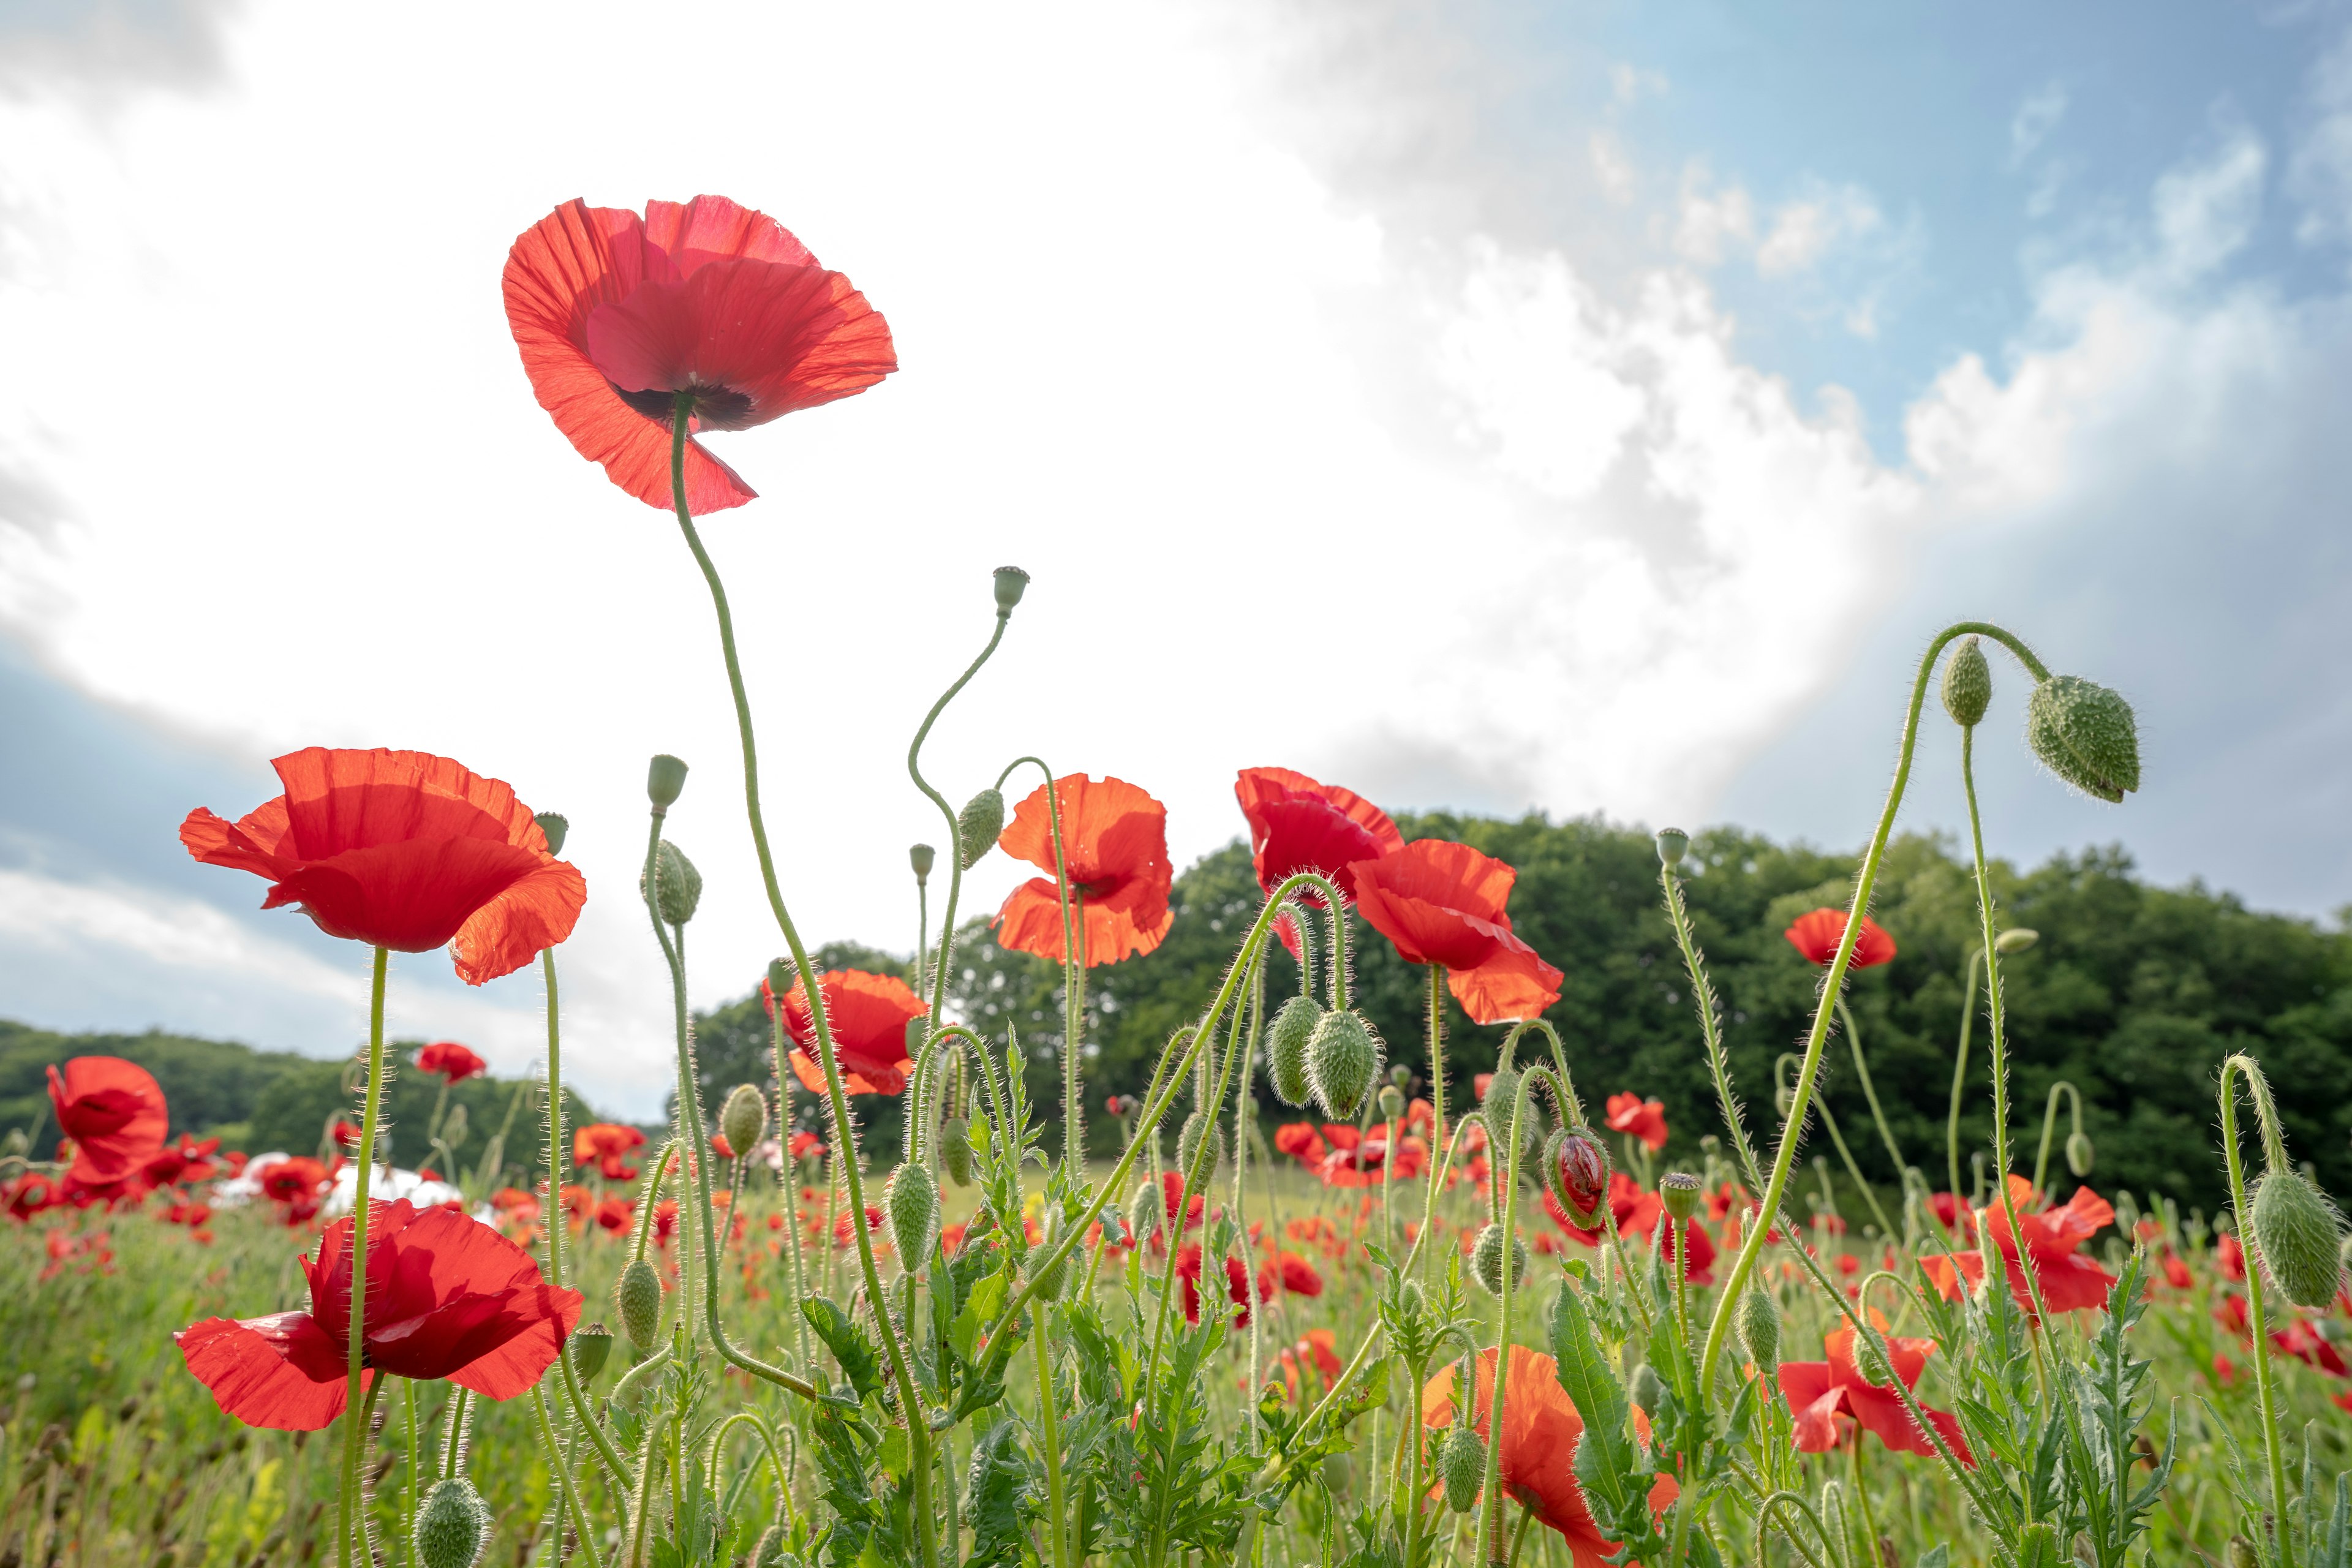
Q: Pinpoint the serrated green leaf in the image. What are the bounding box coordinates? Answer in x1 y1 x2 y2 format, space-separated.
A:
803 1295 884 1401
951 1263 1010 1365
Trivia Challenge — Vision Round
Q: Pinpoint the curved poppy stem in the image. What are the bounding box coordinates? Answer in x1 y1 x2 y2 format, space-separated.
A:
1947 944 1983 1218
908 612 1014 1032
2030 1080 2084 1199
339 944 389 1568
998 756 1086 1164
1833 996 1906 1181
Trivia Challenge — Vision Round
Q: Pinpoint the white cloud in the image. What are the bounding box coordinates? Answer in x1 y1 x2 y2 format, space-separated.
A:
2011 81 2069 165
1672 165 1756 265
2150 128 2266 282
1589 130 1635 203
2290 30 2352 246
1756 184 1885 278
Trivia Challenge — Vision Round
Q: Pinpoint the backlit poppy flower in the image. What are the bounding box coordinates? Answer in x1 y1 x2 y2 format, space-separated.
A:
995 775 1175 966
1297 1327 1343 1381
417 1042 488 1085
1604 1093 1669 1153
654 1200 680 1247
47 1057 168 1197
2273 1317 2350 1378
594 1198 633 1235
181 748 585 985
1783 908 1898 969
764 968 925 1096
503 195 896 514
1273 1123 1329 1167
177 1199 581 1431
1778 1324 1972 1464
256 1156 331 1223
1234 766 1402 957
1348 840 1562 1025
142 1134 222 1191
573 1123 646 1181
491 1188 540 1219
1423 1345 1676 1564
1257 1250 1325 1298
1921 1178 2116 1316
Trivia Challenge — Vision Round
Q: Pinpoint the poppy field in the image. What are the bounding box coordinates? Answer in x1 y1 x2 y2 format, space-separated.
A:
4 194 2348 1568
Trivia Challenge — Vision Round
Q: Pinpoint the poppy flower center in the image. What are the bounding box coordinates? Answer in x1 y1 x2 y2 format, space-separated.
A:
611 380 756 427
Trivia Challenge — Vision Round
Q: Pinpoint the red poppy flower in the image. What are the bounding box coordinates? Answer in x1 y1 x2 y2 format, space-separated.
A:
47 1057 168 1197
1154 1171 1207 1240
1234 766 1401 957
787 1131 826 1161
1257 1250 1325 1298
503 195 896 515
4 1174 56 1222
2273 1317 2351 1378
1423 1345 1676 1564
764 968 925 1096
417 1041 487 1085
2160 1248 2194 1289
257 1155 331 1211
1297 1329 1343 1381
994 775 1175 967
1174 1243 1263 1327
177 1199 581 1431
181 748 585 985
594 1198 633 1234
654 1200 680 1247
142 1134 222 1191
1314 1131 1427 1188
1273 1123 1329 1167
1604 1093 1669 1153
1783 908 1897 968
1347 840 1562 1025
1921 1178 2116 1316
2218 1233 2246 1282
572 1123 646 1182
1778 1324 1972 1464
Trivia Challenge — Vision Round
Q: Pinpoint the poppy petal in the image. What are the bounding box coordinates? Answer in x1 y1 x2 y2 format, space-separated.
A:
178 1311 360 1431
1446 940 1564 1025
451 858 589 984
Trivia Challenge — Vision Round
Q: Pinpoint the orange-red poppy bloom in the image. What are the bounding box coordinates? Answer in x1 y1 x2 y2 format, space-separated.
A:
1313 1126 1427 1188
503 195 896 515
142 1134 222 1191
47 1057 168 1199
1234 766 1401 957
764 968 925 1096
417 1041 487 1085
181 748 585 985
993 775 1175 967
1779 1324 1972 1464
1423 1346 1676 1564
1273 1123 1329 1167
1257 1250 1325 1298
594 1198 633 1235
1604 1093 1669 1153
1921 1178 2116 1316
1175 1243 1263 1327
787 1131 826 1161
1783 908 1898 968
572 1123 646 1182
1348 840 1562 1025
177 1199 581 1431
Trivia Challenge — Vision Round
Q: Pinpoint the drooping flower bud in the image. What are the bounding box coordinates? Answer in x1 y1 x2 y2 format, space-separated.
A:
616 1259 662 1350
1177 1109 1220 1182
1470 1223 1528 1295
886 1161 941 1268
1378 1085 1406 1121
1551 1125 1611 1226
534 812 570 856
2026 675 2141 803
1734 1289 1779 1376
1127 1179 1162 1243
1306 1010 1381 1121
1655 827 1689 866
567 1322 612 1382
415 1476 492 1568
939 1117 974 1188
1940 636 1992 728
2065 1131 2094 1178
721 1085 767 1162
2250 1168 2347 1311
910 843 936 884
993 565 1031 614
1439 1423 1485 1513
1481 1065 1519 1117
1659 1172 1702 1223
640 839 703 925
646 753 689 810
1267 995 1322 1107
2227 1536 2261 1568
1852 1330 1894 1388
1996 927 2040 954
957 789 1005 870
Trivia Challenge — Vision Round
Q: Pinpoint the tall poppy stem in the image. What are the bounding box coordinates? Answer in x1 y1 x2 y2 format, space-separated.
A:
1946 944 1984 1218
908 617 1014 1032
339 944 389 1568
540 949 630 1492
995 758 1086 1163
1418 965 1447 1283
2220 1054 2297 1567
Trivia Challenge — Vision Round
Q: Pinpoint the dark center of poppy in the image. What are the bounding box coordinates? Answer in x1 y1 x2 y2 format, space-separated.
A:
612 380 756 426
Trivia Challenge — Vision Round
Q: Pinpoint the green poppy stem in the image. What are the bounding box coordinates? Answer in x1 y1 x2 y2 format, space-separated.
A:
339 944 389 1568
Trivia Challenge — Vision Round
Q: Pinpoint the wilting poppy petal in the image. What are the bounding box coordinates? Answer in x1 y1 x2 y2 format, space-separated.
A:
995 775 1175 966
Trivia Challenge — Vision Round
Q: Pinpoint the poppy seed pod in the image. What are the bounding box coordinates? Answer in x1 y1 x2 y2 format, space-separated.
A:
1177 1110 1220 1183
1470 1223 1528 1295
993 565 1031 614
910 843 935 884
1267 995 1323 1107
641 839 703 925
1659 1172 1702 1223
2250 1169 2347 1311
534 812 570 856
1655 827 1689 866
957 789 1005 870
939 1117 974 1188
2066 1131 2094 1178
1126 1179 1162 1243
416 1476 492 1568
1390 1063 1414 1090
616 1259 662 1350
567 1322 612 1382
1734 1289 1779 1376
1553 1126 1611 1226
1306 1009 1381 1121
2026 675 2141 803
1439 1423 1485 1513
720 1085 766 1162
646 754 689 810
886 1161 940 1268
1378 1085 1406 1121
1941 636 1992 728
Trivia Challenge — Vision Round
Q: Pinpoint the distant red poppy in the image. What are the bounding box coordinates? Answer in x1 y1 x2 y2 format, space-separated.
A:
1296 1328 1343 1381
1174 1243 1263 1327
787 1131 826 1161
2274 1316 2351 1378
764 968 925 1096
177 1199 581 1430
143 1134 222 1191
1313 1127 1427 1188
1257 1250 1325 1298
47 1057 168 1197
257 1156 331 1212
417 1042 488 1085
1604 1093 1669 1153
1348 840 1562 1025
181 748 585 985
1779 1324 1972 1464
503 195 896 514
4 1174 56 1223
654 1200 680 1247
331 1120 363 1152
594 1198 633 1234
1155 1171 1207 1238
1783 908 1898 969
1234 767 1402 956
994 775 1175 966
573 1123 646 1182
1273 1123 1329 1167
2218 1234 2246 1282
1921 1177 2116 1316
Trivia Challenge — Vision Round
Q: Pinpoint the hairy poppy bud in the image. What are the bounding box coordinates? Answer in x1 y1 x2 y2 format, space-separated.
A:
767 957 797 999
1734 1289 1779 1376
1470 1223 1528 1295
1307 1010 1381 1120
1655 827 1689 866
1852 1331 1894 1388
748 1521 794 1568
1481 1065 1518 1115
1551 1126 1611 1226
1031 1209 1070 1300
416 1476 491 1568
616 1259 662 1350
646 753 689 810
1398 1280 1427 1327
910 843 936 884
1177 1110 1219 1182
1660 1172 1702 1223
641 839 703 925
939 1117 974 1188
1629 1363 1666 1415
1996 927 2040 954
993 565 1031 614
886 1161 940 1268
2026 675 2141 803
1127 1180 1161 1243
1439 1423 1485 1513
1390 1063 1414 1090
567 1322 612 1382
1378 1085 1406 1121
2226 1537 2260 1568
2251 1169 2346 1311
534 812 569 856
2065 1131 2094 1178
957 789 1005 870
1267 995 1322 1107
721 1085 767 1163
1941 636 1992 728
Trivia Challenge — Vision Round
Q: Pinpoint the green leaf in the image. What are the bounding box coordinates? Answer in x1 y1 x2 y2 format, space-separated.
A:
803 1295 884 1401
1549 1280 1661 1553
951 1263 1010 1365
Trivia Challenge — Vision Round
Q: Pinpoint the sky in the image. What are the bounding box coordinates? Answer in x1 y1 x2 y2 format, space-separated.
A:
0 0 2346 1116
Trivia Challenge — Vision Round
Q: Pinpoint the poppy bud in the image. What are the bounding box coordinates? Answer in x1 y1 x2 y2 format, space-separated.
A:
1734 1289 1779 1376
1390 1063 1414 1090
2227 1537 2260 1568
641 839 703 925
1996 927 2040 954
1127 1179 1162 1243
1306 1010 1381 1121
939 1117 974 1188
1267 995 1322 1107
886 1161 940 1268
767 957 797 998
646 754 689 810
2250 1168 2346 1311
992 565 1031 614
1470 1223 1528 1295
957 789 1005 870
1481 1065 1518 1115
1439 1423 1485 1512
1941 636 1992 728
1378 1085 1406 1121
534 812 570 856
2026 675 2141 803
416 1476 491 1568
2065 1131 2094 1178
1177 1110 1220 1182
721 1085 767 1163
910 843 936 884
1655 827 1689 866
1629 1363 1667 1415
1551 1126 1611 1227
1660 1172 1702 1223
1398 1280 1427 1327
616 1259 662 1350
567 1322 612 1383
749 1521 793 1568
1853 1332 1894 1388
1031 1209 1070 1300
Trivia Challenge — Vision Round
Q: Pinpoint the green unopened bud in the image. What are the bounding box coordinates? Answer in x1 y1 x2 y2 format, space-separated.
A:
1655 827 1689 866
1031 1209 1071 1300
721 1085 767 1161
1941 636 1992 728
2027 675 2141 803
2226 1537 2260 1568
1267 995 1322 1107
415 1476 492 1568
2252 1168 2346 1311
1996 926 2040 954
886 1161 941 1268
1378 1085 1406 1121
1629 1363 1667 1415
957 788 1005 870
1438 1423 1485 1512
1177 1110 1220 1182
1660 1172 1702 1223
2065 1131 2094 1178
939 1117 974 1188
1734 1289 1779 1375
533 812 569 856
640 839 703 924
1398 1280 1427 1327
1470 1223 1528 1295
567 1322 612 1382
910 843 936 884
646 753 689 810
767 957 796 999
748 1520 796 1568
1127 1180 1162 1243
1306 1010 1381 1120
616 1259 662 1350
1852 1331 1894 1387
1390 1063 1414 1090
992 565 1031 614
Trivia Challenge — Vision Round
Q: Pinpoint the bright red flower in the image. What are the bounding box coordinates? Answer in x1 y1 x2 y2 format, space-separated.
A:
2273 1317 2350 1378
573 1123 646 1181
47 1057 168 1197
1423 1346 1677 1564
1348 840 1562 1025
1156 1171 1206 1237
503 195 896 514
1921 1178 2116 1317
181 748 585 984
2218 1234 2246 1282
764 968 925 1096
788 1131 826 1161
490 1188 540 1221
178 1199 582 1431
1297 1327 1343 1381
1234 766 1401 958
994 775 1175 967
1257 1250 1325 1298
1604 1093 1668 1153
1783 908 1898 969
143 1134 222 1191
654 1200 680 1247
256 1156 331 1219
1314 1132 1427 1188
1779 1324 1972 1464
331 1120 363 1152
1273 1123 1329 1167
1174 1243 1262 1327
416 1041 487 1085
4 1173 56 1222
2160 1248 2194 1289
